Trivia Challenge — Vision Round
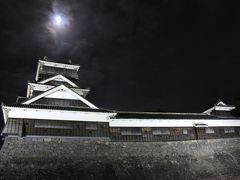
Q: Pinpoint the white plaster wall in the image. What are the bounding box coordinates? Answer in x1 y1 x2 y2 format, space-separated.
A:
110 119 240 127
5 107 115 122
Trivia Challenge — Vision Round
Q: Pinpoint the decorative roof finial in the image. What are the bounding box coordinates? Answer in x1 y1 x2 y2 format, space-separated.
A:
68 59 72 64
43 56 48 61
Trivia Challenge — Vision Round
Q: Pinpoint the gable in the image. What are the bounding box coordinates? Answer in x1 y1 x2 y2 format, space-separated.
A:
71 88 90 98
215 101 226 106
27 83 54 98
39 75 78 87
45 89 79 100
203 100 235 114
22 85 97 109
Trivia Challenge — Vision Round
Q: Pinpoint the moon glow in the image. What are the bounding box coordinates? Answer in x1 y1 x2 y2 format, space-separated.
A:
54 15 62 25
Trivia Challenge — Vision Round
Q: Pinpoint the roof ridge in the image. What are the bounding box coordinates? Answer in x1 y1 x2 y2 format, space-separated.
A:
3 103 112 113
40 59 80 66
114 111 208 115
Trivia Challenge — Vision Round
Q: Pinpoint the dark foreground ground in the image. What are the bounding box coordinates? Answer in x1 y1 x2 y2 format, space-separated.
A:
0 137 239 180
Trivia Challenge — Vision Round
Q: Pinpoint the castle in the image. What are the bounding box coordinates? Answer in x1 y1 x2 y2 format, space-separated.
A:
1 58 240 141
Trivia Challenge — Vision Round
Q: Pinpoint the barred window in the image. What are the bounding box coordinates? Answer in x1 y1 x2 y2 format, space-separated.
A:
42 66 76 77
224 127 235 133
152 128 170 135
34 121 72 129
2 119 23 135
121 128 141 135
110 128 120 133
182 129 188 135
205 128 214 134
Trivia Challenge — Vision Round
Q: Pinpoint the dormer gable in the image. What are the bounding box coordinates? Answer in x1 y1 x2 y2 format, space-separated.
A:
203 99 236 115
38 75 78 87
27 82 90 99
27 82 54 98
22 85 97 109
215 100 226 106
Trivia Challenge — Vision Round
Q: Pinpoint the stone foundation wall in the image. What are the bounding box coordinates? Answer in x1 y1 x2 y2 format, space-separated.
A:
0 136 240 179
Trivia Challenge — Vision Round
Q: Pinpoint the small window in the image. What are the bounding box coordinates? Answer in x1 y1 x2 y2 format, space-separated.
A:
205 128 214 134
224 127 235 133
110 128 120 133
152 128 170 135
35 121 72 129
182 129 188 135
121 128 141 135
86 123 97 130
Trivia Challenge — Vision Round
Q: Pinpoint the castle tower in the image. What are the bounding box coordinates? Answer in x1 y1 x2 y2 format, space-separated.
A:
1 58 115 137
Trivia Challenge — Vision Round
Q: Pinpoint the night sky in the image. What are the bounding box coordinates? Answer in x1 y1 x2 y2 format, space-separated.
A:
0 0 240 113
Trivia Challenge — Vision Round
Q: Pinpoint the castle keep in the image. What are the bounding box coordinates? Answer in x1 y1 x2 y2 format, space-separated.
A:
2 58 240 141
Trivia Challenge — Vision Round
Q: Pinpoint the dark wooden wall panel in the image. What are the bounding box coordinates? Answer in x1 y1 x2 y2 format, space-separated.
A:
2 118 240 141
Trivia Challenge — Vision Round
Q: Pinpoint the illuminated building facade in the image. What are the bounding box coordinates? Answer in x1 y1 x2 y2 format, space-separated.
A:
2 58 240 141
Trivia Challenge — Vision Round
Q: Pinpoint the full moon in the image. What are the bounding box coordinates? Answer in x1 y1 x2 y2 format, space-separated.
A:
49 13 70 31
54 15 62 25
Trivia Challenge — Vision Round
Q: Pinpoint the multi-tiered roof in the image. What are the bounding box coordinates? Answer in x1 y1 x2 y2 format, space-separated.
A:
22 57 94 108
1 58 115 136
